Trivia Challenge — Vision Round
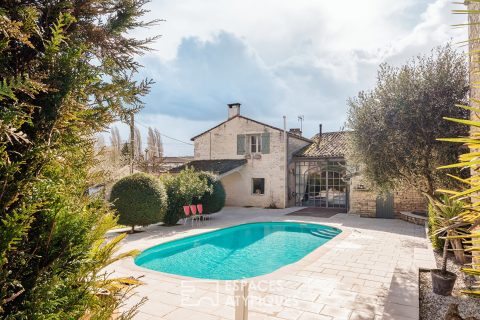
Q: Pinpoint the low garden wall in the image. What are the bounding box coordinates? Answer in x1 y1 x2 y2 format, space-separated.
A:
399 211 427 226
348 175 426 217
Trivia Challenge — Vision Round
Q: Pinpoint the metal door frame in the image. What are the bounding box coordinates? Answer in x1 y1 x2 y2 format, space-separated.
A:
302 166 346 208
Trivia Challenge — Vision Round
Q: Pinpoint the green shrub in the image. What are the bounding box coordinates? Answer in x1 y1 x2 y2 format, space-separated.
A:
160 168 211 225
427 203 445 250
194 172 226 214
110 173 167 231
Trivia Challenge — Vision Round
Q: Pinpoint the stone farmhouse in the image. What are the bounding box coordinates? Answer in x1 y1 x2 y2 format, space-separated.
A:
171 103 425 217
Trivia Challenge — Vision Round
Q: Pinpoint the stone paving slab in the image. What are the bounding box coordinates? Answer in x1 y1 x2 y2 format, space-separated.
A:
105 207 433 320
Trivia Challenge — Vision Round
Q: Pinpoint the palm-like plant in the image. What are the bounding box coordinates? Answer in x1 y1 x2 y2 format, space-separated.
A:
424 0 480 297
436 115 480 296
80 213 146 318
426 195 468 271
447 232 480 296
87 233 142 295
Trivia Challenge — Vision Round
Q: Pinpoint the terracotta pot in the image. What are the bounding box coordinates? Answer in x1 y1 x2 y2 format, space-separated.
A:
431 269 457 296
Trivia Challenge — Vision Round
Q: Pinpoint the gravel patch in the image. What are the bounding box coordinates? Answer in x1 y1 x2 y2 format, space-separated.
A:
419 251 480 320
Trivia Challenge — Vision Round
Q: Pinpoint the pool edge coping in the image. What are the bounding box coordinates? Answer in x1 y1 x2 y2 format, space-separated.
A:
116 219 352 284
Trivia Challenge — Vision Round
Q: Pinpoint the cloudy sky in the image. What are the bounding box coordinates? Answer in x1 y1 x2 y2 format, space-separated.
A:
110 0 467 156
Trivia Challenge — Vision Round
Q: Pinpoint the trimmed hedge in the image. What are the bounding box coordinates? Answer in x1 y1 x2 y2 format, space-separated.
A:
110 173 167 231
194 172 226 214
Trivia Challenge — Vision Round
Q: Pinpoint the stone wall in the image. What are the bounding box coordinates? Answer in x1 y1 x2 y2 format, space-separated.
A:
399 212 427 226
468 0 480 277
393 188 426 213
348 174 427 217
348 175 377 216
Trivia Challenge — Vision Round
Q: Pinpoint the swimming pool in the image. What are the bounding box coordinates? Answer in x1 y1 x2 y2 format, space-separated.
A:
135 222 341 280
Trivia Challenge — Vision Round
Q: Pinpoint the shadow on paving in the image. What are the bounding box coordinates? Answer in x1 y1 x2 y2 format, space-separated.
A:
286 207 346 218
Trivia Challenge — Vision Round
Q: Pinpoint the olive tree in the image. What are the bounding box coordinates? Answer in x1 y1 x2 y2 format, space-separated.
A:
347 45 469 195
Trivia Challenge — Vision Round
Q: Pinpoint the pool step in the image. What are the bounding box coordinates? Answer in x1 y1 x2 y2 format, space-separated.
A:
313 229 338 235
310 229 338 239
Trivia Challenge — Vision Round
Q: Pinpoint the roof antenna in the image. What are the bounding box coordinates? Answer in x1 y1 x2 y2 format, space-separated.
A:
297 115 304 133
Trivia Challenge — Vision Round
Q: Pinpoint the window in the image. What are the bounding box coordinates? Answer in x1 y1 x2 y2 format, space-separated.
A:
252 178 265 195
250 134 261 153
237 133 270 155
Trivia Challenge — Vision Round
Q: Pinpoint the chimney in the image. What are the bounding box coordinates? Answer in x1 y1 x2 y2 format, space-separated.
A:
228 103 241 119
289 128 302 136
318 124 322 143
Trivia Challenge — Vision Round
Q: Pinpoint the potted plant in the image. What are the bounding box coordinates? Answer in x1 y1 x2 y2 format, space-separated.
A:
426 194 468 296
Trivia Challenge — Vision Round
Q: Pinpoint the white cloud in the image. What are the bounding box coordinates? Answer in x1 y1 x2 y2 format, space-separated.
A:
123 0 468 156
387 0 466 63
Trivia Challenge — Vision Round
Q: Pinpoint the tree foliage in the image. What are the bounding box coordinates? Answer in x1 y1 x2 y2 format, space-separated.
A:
347 45 469 195
110 173 167 231
0 0 157 317
194 172 226 214
160 168 212 225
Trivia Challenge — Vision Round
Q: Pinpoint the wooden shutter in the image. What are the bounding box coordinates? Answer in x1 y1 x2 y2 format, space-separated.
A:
237 134 246 155
261 132 270 154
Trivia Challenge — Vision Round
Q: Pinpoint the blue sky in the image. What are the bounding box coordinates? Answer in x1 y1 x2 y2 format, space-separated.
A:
109 0 466 156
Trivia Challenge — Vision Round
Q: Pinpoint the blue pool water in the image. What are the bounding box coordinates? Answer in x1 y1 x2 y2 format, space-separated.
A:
135 222 341 280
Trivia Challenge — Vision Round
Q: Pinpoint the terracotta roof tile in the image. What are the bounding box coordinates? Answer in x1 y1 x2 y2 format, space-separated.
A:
294 131 350 158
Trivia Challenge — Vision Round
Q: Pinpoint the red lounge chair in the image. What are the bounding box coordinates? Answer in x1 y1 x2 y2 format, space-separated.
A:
189 204 201 226
182 205 191 225
197 204 209 222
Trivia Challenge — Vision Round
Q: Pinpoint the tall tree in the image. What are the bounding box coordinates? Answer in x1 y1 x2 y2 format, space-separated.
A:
146 127 164 160
121 142 131 166
146 127 157 160
110 126 122 165
0 0 158 317
133 126 142 160
347 45 469 195
95 135 106 151
155 128 164 158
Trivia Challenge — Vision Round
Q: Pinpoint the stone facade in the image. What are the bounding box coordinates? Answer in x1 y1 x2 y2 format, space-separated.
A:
468 0 480 277
193 114 309 208
191 105 426 214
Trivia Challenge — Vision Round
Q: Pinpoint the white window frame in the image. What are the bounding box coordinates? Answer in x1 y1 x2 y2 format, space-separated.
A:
249 134 262 153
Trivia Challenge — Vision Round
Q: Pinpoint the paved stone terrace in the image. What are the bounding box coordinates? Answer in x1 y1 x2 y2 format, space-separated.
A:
106 207 436 320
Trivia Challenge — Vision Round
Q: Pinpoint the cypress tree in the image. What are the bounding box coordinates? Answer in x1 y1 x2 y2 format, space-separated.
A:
0 1 158 317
